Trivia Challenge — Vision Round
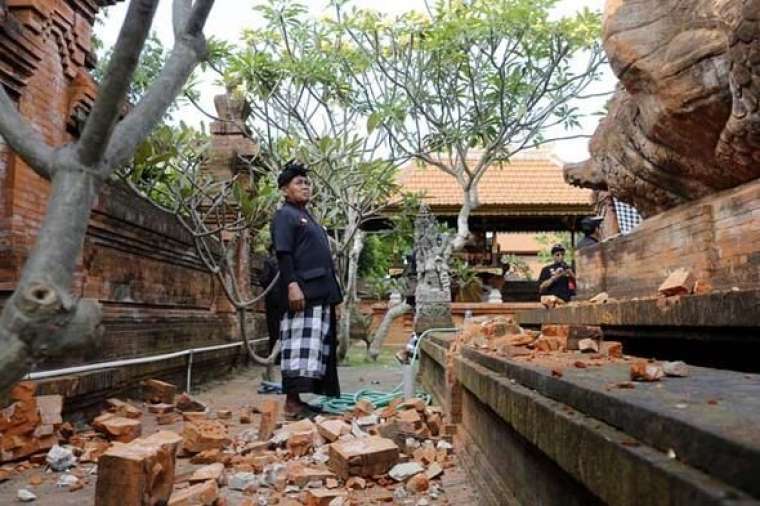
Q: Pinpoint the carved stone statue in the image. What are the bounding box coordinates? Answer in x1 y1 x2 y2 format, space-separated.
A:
565 0 760 217
413 204 454 333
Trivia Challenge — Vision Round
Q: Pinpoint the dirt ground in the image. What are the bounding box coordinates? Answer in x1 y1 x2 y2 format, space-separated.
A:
0 346 478 505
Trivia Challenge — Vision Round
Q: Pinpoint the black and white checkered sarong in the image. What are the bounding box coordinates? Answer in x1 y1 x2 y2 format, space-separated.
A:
613 199 642 234
280 305 332 379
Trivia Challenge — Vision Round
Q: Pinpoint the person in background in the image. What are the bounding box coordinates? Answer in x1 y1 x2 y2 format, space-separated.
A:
576 216 604 250
271 160 342 419
538 244 575 302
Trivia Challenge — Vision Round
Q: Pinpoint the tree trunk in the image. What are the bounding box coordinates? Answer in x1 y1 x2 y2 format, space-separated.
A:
338 229 364 361
367 301 411 361
0 168 102 402
451 184 478 252
237 307 280 381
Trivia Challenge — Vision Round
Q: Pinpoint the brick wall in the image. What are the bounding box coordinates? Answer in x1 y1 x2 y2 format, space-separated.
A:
0 1 247 408
577 178 760 299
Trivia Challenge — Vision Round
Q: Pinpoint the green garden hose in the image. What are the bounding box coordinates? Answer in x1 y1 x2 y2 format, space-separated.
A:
309 327 459 415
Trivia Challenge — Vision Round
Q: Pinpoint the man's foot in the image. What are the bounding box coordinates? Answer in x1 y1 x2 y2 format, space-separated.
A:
284 403 320 420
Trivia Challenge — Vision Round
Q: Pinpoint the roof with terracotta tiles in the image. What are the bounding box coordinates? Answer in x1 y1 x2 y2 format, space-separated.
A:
395 150 593 216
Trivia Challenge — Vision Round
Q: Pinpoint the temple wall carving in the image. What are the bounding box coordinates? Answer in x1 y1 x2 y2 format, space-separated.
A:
565 0 760 218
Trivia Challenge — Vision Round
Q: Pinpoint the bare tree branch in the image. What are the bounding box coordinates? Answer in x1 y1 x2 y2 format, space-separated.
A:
0 87 55 178
78 0 159 166
106 0 215 169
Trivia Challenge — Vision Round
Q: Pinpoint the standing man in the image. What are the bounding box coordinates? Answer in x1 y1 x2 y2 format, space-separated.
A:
271 161 342 418
538 244 575 302
576 216 604 250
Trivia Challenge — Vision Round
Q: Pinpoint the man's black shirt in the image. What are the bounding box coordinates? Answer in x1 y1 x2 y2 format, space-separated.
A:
538 261 574 302
271 201 342 306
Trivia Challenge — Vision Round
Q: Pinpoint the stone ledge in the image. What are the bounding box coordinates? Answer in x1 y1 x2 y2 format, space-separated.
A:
517 290 760 332
419 335 760 503
453 354 758 505
459 347 760 499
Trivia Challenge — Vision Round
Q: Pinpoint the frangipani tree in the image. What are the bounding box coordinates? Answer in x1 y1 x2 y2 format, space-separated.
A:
336 0 606 250
220 0 408 360
0 0 216 400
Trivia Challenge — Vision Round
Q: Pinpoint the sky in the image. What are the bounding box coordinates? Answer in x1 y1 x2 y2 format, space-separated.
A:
97 0 615 163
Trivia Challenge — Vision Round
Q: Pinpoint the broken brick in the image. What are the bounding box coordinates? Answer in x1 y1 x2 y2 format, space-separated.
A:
95 438 175 506
190 463 224 484
175 393 207 413
663 361 689 377
148 403 175 415
93 413 142 443
658 268 695 297
167 479 219 506
143 379 178 405
286 462 335 487
406 473 430 493
578 339 600 353
630 361 664 382
425 462 444 480
345 476 366 489
286 431 314 457
304 488 347 506
106 399 142 419
181 421 231 453
353 399 375 417
317 419 351 442
398 398 426 412
540 295 566 308
257 399 282 441
328 437 399 479
601 341 623 358
533 336 565 353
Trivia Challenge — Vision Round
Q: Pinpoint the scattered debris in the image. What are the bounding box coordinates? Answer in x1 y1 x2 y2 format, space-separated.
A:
257 399 282 441
1 383 62 463
55 473 79 488
578 339 600 354
540 295 566 308
663 361 689 377
189 463 225 484
175 393 207 413
92 413 142 443
105 399 142 419
17 488 36 502
328 437 399 479
167 479 218 505
630 361 665 382
46 445 76 472
181 421 231 453
389 461 425 482
142 379 178 405
95 431 180 506
658 268 695 297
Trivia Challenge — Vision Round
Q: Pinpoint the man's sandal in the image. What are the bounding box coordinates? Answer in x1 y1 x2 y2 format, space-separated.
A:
284 405 320 421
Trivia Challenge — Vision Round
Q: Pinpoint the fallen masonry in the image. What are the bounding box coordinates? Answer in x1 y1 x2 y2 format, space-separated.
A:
0 379 465 505
419 316 760 505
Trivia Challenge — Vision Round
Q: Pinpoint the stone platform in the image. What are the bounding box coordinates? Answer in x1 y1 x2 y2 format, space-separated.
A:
419 333 760 505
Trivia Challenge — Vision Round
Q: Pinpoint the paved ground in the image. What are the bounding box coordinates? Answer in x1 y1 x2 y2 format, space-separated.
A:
0 344 477 505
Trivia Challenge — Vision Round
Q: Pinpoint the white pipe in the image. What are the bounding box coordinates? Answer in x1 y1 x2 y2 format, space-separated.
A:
405 327 459 397
26 338 268 381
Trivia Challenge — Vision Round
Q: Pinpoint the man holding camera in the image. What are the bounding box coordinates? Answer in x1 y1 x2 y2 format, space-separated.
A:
538 243 575 302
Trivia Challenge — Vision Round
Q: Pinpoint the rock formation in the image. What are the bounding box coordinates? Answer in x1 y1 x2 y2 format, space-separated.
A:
565 0 760 217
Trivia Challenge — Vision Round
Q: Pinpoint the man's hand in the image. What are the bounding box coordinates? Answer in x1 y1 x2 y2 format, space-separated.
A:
288 282 305 313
